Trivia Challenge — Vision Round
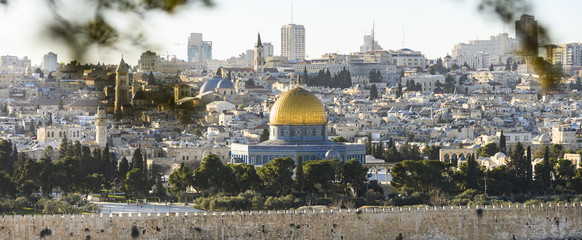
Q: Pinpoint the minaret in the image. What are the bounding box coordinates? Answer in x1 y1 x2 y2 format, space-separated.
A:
114 57 130 114
254 33 265 75
95 104 108 147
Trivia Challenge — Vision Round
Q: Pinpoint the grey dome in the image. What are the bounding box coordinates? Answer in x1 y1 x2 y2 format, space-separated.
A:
217 78 234 89
199 77 222 95
325 148 341 160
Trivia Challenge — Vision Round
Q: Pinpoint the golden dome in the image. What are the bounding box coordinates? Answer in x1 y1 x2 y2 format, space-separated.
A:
270 87 327 125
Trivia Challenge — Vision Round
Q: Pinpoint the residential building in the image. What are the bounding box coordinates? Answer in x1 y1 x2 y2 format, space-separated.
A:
281 24 306 61
451 33 517 68
42 52 58 73
263 42 274 58
546 43 582 71
388 48 426 68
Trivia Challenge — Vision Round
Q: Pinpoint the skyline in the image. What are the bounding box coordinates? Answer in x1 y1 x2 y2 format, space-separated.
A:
1 0 582 65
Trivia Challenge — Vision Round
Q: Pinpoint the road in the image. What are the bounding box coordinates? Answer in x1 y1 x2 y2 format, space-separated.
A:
96 202 203 213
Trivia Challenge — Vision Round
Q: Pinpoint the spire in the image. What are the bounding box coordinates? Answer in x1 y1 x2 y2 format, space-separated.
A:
116 57 128 73
256 33 263 48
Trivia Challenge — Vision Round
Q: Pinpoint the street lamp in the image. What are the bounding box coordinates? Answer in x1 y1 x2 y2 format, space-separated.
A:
484 176 488 196
113 178 118 202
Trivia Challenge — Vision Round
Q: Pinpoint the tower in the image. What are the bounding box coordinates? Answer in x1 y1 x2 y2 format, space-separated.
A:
281 24 306 61
254 33 265 73
187 33 212 62
515 14 538 57
114 58 130 114
95 105 108 147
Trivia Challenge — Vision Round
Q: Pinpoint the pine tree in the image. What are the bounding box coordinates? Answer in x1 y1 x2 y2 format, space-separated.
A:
58 135 69 159
259 129 269 142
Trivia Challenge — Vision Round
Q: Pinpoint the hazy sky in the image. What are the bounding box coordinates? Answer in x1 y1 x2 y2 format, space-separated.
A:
1 0 581 66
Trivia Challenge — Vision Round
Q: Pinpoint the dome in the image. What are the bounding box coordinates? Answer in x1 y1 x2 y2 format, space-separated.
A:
493 152 507 159
325 148 341 159
269 87 327 126
199 77 222 95
132 90 146 100
217 78 234 89
539 134 550 142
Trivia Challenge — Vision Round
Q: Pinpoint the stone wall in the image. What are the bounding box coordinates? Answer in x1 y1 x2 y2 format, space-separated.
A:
1 204 582 239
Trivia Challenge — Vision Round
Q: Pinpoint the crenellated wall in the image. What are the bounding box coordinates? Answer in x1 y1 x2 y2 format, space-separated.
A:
1 203 582 239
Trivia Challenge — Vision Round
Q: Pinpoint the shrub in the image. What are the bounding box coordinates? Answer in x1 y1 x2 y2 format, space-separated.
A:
264 194 302 210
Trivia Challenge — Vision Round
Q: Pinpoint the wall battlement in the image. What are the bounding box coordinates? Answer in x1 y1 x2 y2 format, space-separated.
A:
1 203 582 239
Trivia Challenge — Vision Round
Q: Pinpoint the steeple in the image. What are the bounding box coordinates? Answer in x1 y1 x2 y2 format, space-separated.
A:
116 57 128 73
114 56 130 115
255 33 263 48
254 32 265 73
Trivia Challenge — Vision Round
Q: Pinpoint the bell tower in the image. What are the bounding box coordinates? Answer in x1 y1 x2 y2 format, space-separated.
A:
114 57 130 114
254 33 265 74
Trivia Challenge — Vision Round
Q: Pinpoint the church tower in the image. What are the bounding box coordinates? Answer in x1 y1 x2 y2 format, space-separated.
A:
114 58 130 114
95 104 108 147
254 33 265 75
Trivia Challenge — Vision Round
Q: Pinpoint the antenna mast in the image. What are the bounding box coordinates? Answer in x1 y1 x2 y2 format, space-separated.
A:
371 18 375 51
402 26 405 48
291 3 294 24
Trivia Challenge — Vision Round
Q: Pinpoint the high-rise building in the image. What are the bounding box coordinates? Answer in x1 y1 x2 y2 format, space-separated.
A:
515 14 538 57
546 43 582 71
42 52 58 72
263 42 274 58
281 24 305 61
187 33 212 62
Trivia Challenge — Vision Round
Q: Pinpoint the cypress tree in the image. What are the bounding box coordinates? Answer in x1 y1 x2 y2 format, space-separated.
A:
508 142 528 191
526 146 532 185
369 84 378 100
499 131 507 154
465 154 479 190
541 146 552 189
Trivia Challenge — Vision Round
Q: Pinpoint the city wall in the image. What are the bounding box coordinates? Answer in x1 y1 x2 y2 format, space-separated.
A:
1 203 581 239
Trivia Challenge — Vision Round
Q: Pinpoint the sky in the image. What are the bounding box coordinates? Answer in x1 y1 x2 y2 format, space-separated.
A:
1 0 581 66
